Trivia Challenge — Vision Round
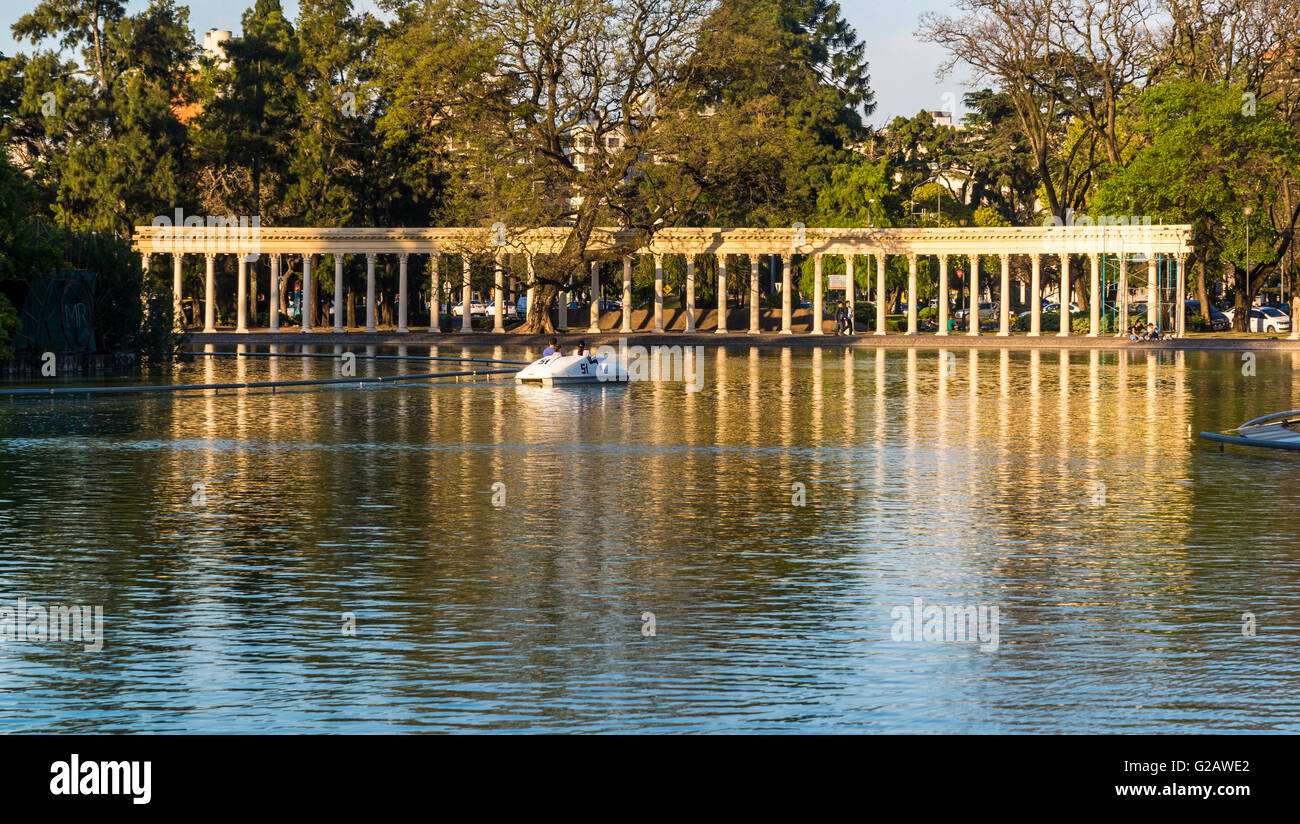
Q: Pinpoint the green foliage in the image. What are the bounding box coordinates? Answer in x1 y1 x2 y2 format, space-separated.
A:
66 231 182 359
1023 310 1090 334
814 158 892 227
0 291 17 360
693 0 873 224
1094 80 1300 312
193 0 300 219
973 205 1011 227
11 0 196 234
954 89 1039 223
0 151 65 280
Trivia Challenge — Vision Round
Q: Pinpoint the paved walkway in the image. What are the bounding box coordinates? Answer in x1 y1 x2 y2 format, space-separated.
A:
189 327 1300 352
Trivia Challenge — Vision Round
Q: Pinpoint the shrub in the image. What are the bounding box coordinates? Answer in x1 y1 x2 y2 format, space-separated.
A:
0 291 16 360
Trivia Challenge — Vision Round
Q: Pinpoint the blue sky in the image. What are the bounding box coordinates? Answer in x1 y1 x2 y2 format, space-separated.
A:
0 0 971 126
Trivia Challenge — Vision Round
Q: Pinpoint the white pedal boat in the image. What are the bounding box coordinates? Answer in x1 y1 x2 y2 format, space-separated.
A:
1199 409 1300 452
514 353 628 386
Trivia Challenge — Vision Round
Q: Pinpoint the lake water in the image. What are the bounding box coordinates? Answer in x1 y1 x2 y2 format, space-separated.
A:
1 343 1298 733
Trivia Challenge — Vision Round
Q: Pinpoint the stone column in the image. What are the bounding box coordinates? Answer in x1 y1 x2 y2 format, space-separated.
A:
845 255 856 332
685 257 696 333
302 254 313 332
365 253 378 332
493 255 505 333
1057 254 1070 338
1117 257 1128 336
558 274 568 330
998 253 1010 336
812 254 824 335
907 254 919 335
334 254 345 333
236 254 249 331
429 253 441 333
780 253 793 334
204 252 216 333
1029 254 1041 336
248 258 258 327
1087 253 1101 336
937 254 949 336
526 257 536 329
846 254 855 320
270 254 281 332
715 255 728 334
653 254 665 333
874 253 886 336
461 255 473 333
621 255 633 333
1176 254 1187 338
748 256 760 334
397 254 409 333
968 254 980 337
1147 255 1158 329
588 260 601 333
172 253 184 331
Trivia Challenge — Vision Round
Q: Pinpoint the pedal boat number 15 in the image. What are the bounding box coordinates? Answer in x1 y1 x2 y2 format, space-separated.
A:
514 353 629 386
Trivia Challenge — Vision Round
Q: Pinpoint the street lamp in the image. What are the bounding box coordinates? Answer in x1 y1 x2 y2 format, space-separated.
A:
909 178 945 228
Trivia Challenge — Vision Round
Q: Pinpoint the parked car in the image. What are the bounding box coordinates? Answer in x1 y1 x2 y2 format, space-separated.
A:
484 301 518 318
1042 302 1079 315
596 299 623 312
1184 300 1229 331
451 300 488 317
1015 301 1070 321
516 295 528 315
1223 305 1292 333
953 302 997 321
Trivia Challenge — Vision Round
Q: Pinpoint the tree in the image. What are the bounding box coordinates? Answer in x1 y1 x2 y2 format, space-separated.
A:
10 1 195 235
1094 79 1300 328
381 0 714 333
918 0 1152 222
953 89 1040 223
193 0 299 220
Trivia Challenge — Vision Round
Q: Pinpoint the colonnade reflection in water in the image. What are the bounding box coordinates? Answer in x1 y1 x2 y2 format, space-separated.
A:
153 344 1203 556
146 343 1206 609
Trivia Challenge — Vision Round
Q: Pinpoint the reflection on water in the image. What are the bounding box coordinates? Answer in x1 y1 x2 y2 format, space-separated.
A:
1 346 1298 732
